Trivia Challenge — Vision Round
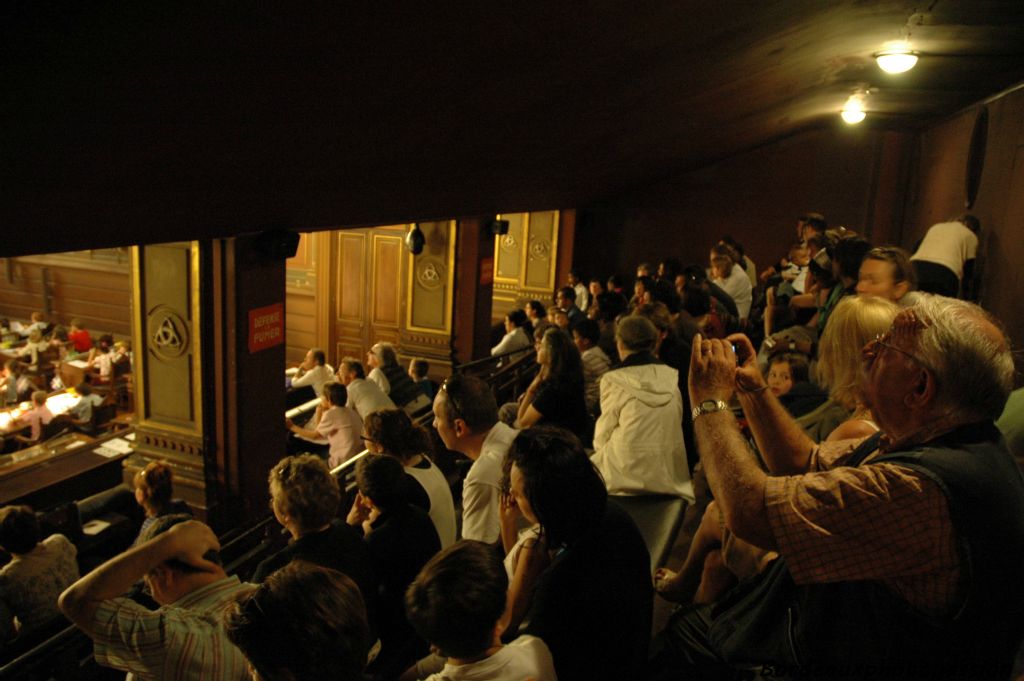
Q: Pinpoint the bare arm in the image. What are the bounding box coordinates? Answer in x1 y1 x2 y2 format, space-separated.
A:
689 335 777 550
59 521 220 634
729 334 815 475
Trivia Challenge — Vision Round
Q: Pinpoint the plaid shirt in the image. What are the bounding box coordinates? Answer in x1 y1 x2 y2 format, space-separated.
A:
764 437 960 618
91 575 252 681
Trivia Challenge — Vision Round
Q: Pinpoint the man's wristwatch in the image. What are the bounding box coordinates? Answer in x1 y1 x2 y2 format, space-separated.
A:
692 399 729 420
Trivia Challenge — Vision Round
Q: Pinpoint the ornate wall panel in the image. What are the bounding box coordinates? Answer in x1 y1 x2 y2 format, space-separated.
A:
407 221 455 333
371 234 403 331
133 243 202 434
491 210 562 322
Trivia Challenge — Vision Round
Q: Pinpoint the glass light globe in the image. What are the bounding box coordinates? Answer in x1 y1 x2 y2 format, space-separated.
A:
876 51 919 74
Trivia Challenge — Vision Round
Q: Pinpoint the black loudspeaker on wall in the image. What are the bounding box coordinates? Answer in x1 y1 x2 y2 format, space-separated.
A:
255 228 301 260
490 219 510 236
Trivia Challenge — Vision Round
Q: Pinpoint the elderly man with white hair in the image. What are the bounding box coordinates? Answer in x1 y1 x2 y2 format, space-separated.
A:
660 294 1024 681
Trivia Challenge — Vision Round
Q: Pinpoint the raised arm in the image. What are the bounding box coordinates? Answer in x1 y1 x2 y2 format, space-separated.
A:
59 521 220 634
688 335 776 550
728 334 816 474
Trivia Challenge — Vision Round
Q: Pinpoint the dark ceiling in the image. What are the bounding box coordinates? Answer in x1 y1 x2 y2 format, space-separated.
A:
4 1 1024 256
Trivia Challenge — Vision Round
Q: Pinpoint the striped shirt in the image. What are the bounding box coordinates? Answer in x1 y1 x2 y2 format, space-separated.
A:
92 575 252 681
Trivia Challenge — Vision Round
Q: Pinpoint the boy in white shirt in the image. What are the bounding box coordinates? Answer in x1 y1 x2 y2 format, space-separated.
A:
405 540 557 681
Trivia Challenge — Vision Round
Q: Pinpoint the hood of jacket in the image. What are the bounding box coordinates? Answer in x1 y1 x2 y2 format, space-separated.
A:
603 362 679 408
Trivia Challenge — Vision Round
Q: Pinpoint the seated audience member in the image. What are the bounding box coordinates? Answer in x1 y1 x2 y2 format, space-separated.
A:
408 358 435 400
709 243 752 321
11 391 53 442
367 342 432 412
0 505 79 643
525 300 547 327
658 257 683 283
286 381 363 468
996 387 1024 473
347 455 440 678
68 319 92 354
636 262 653 278
254 455 375 620
857 245 920 307
433 374 518 544
606 274 626 297
225 562 371 681
591 316 692 500
364 409 456 548
337 357 396 418
630 275 654 311
572 319 611 416
568 269 590 313
797 295 899 442
497 470 545 639
86 334 117 382
405 541 557 681
0 360 31 407
683 263 740 320
910 214 980 299
588 277 605 301
509 426 652 681
48 326 71 361
516 328 590 444
19 312 47 338
491 309 532 357
132 461 192 545
680 281 727 339
765 353 825 418
289 347 334 397
17 329 50 370
549 307 570 331
555 287 584 327
662 295 1024 680
719 235 758 288
60 517 250 680
591 291 628 362
69 381 105 425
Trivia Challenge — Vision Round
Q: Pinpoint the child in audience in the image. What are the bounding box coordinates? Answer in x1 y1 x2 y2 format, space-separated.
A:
69 382 105 424
1 361 30 407
766 353 808 397
0 505 79 643
17 329 50 370
20 312 46 338
87 334 115 382
11 391 53 442
405 540 557 681
408 358 434 399
67 319 92 354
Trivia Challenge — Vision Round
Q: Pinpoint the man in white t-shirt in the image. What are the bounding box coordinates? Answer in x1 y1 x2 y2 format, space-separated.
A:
910 215 980 299
289 348 335 397
406 540 557 681
432 375 516 544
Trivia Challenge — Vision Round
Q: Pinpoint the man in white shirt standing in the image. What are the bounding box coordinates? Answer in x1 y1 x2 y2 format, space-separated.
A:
911 214 980 299
432 374 517 544
290 348 335 397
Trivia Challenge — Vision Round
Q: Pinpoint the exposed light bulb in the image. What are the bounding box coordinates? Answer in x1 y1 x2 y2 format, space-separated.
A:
875 50 918 74
841 97 866 124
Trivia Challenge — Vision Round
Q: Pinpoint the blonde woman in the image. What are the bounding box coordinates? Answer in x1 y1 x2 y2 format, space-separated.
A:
815 295 900 442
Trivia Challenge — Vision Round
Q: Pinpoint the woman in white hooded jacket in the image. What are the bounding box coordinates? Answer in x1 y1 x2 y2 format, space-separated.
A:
591 315 693 502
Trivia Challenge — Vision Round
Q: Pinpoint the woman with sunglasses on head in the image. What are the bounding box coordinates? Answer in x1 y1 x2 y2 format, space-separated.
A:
363 409 456 548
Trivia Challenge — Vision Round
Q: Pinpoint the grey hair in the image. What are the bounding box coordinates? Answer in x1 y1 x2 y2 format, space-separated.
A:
910 294 1014 421
372 342 399 367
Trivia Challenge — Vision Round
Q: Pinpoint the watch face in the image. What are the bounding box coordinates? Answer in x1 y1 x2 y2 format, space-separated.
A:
699 399 719 411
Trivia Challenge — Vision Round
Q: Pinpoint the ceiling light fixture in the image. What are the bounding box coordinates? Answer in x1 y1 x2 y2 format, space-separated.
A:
875 49 919 74
840 95 866 124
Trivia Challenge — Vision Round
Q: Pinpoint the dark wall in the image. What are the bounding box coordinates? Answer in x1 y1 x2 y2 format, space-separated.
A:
901 85 1024 364
577 125 909 281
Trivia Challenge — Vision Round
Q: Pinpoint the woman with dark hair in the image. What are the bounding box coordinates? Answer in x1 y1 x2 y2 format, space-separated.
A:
591 290 628 362
363 409 456 547
132 461 191 544
225 562 371 681
491 309 532 357
525 300 547 326
515 328 589 443
0 505 79 643
503 426 652 681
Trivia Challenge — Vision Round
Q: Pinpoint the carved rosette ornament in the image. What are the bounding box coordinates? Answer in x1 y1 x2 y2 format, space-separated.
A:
500 233 518 253
528 237 550 261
